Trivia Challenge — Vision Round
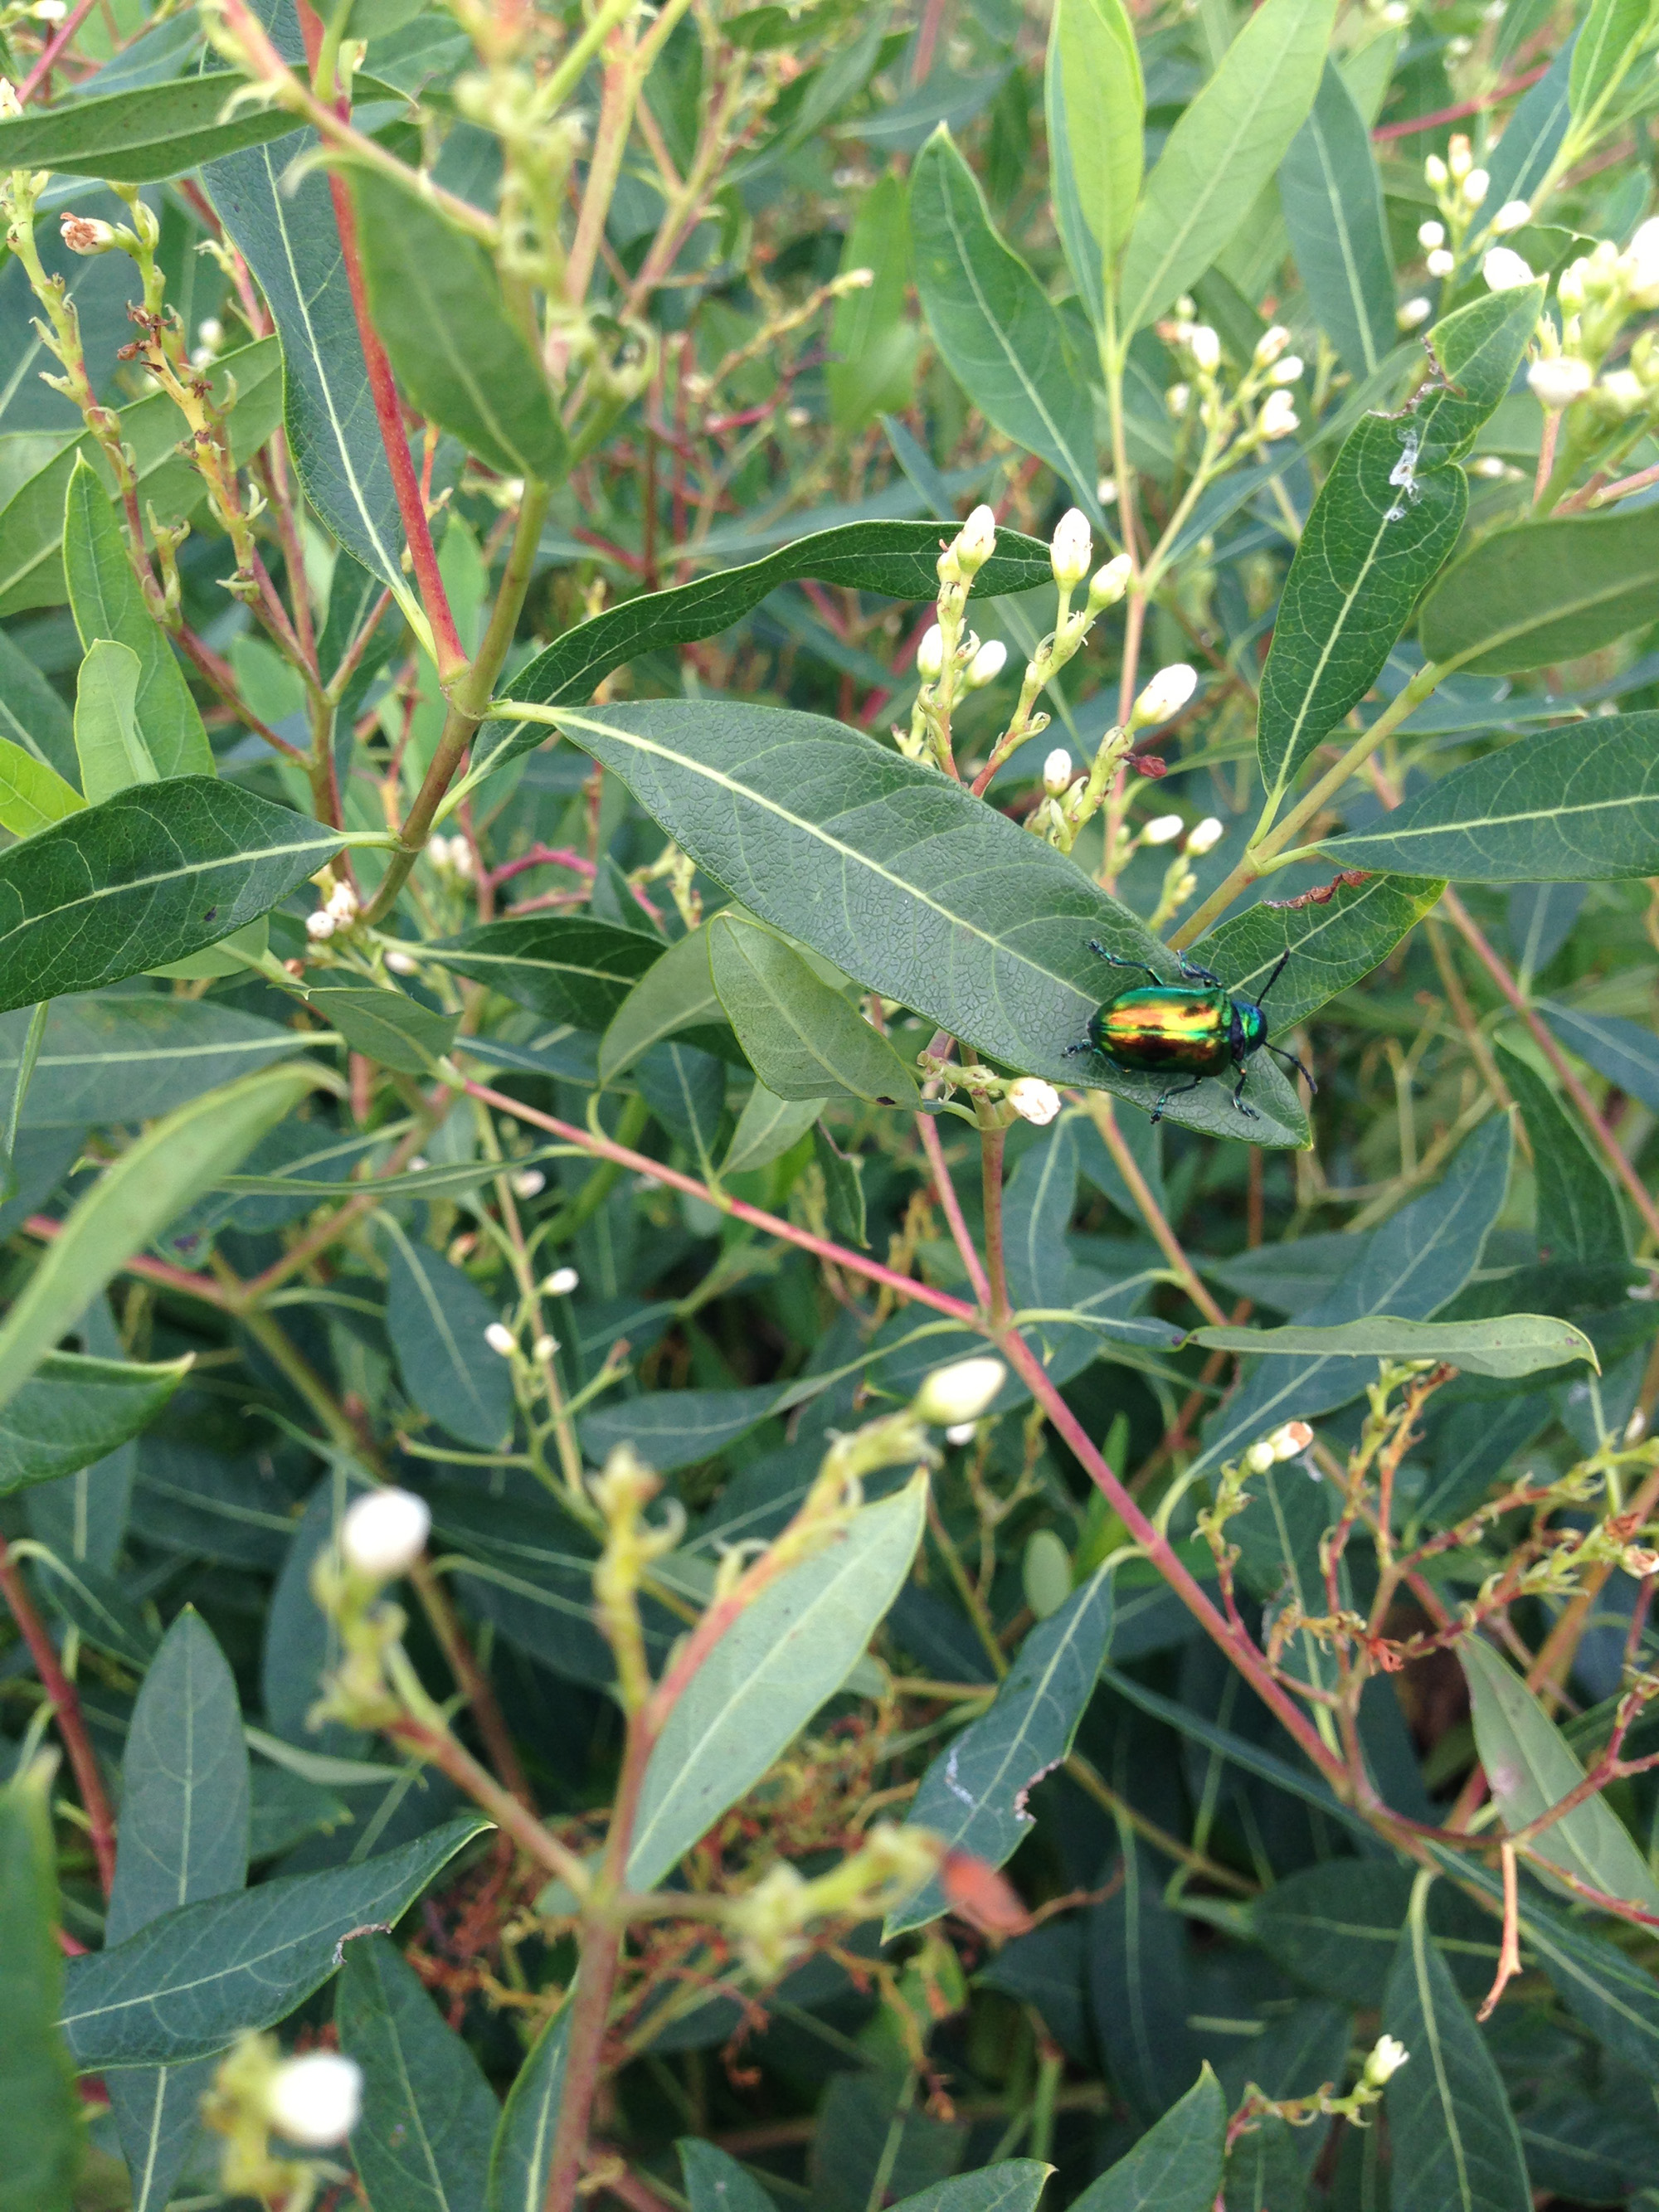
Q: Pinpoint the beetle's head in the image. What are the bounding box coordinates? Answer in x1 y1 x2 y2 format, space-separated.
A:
1238 1000 1268 1051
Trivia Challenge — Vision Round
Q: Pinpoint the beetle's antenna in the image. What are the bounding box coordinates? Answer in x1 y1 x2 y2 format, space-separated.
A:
1270 1044 1316 1095
1253 949 1292 1008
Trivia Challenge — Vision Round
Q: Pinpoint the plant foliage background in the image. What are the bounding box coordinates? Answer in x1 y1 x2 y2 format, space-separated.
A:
4 0 1659 2205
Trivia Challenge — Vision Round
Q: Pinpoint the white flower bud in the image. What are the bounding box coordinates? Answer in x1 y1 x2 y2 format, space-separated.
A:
543 1266 581 1296
1268 356 1304 385
197 315 224 348
1424 153 1447 188
426 834 452 868
916 624 944 681
1268 1419 1315 1460
1447 32 1472 53
1253 324 1291 367
1624 1407 1647 1444
1043 748 1073 795
1364 2035 1409 2087
914 1356 1007 1426
1049 507 1093 587
305 909 336 941
1447 134 1472 182
265 2051 363 2147
965 637 1008 689
484 1321 518 1357
1141 813 1185 845
1527 356 1593 408
1185 815 1224 855
1462 167 1489 207
1471 454 1510 479
449 841 474 880
60 214 118 254
1097 474 1119 504
386 949 418 975
1418 220 1445 249
955 503 997 573
512 1168 546 1198
1379 1 1408 22
1623 216 1659 305
533 1334 558 1363
1008 1077 1062 1125
1246 1439 1277 1474
1167 381 1191 416
1490 198 1530 234
1426 248 1455 278
340 1489 431 1582
326 882 358 922
944 1421 978 1446
1482 246 1534 291
1598 368 1646 413
1258 389 1300 440
1131 663 1198 729
1189 323 1221 374
1398 297 1433 329
1558 256 1588 313
1087 552 1133 610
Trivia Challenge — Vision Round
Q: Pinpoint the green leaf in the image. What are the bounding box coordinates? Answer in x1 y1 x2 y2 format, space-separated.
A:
708 914 920 1106
890 2166 1051 2212
1537 1000 1659 1113
888 1561 1112 1935
1382 1878 1531 2212
380 1213 515 1451
1116 0 1335 333
597 928 734 1082
679 2142 779 2212
625 1475 927 1889
814 1120 868 1247
519 700 1307 1146
1485 39 1574 209
0 1352 190 1495
352 172 567 483
0 777 355 1012
1190 1115 1511 1475
1046 0 1143 323
486 2001 567 2212
1277 63 1394 378
1255 411 1467 817
1069 2064 1225 2212
60 1816 488 2069
0 626 75 780
0 338 285 619
0 994 309 1126
0 72 352 179
1503 1884 1659 2074
1223 2117 1306 2212
64 457 212 777
1570 0 1652 119
1190 1312 1598 1378
0 1765 80 2212
579 1385 781 1474
479 520 1056 781
1319 717 1659 882
1414 283 1548 474
1459 1636 1659 1914
722 1082 823 1174
1253 1861 1501 2007
425 916 663 1034
72 639 153 805
1419 503 1659 673
0 737 83 839
1196 872 1444 1033
0 1061 330 1416
35 1550 155 1668
1493 1041 1627 1269
910 128 1101 515
338 1936 499 2211
828 175 917 432
304 984 459 1075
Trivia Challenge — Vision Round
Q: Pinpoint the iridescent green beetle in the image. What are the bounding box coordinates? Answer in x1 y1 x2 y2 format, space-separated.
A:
1066 941 1316 1124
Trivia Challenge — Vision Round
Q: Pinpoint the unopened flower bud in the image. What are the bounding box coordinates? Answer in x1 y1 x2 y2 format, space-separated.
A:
1482 246 1534 291
1462 167 1489 207
1258 389 1300 439
916 624 944 681
915 1356 1006 1426
1623 1545 1659 1577
61 214 118 255
485 1322 517 1357
197 315 224 348
1398 297 1433 329
1268 1419 1314 1460
1364 2035 1409 2087
965 637 1007 689
1424 153 1448 189
305 910 336 941
1043 747 1073 795
1246 1439 1277 1474
1131 663 1198 730
1189 323 1221 374
1447 134 1472 182
265 2051 363 2147
1418 220 1445 250
340 1489 431 1581
1426 248 1455 278
512 1168 546 1198
1049 506 1093 587
1268 356 1304 385
1253 324 1291 367
1491 198 1530 234
1168 380 1191 416
533 1334 558 1363
944 1421 978 1446
326 882 358 922
1008 1077 1062 1125
1528 356 1592 409
1598 368 1645 413
543 1266 580 1296
1624 1407 1647 1444
955 503 997 574
386 948 418 975
1185 815 1224 855
1142 813 1185 845
1087 552 1133 610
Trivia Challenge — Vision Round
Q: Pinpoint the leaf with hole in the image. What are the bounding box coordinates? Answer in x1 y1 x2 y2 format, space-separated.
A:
1196 872 1443 1033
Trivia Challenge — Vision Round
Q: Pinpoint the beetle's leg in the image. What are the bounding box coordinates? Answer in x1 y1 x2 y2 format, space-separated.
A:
1271 1043 1317 1096
1149 1073 1207 1123
1063 1039 1098 1058
1251 949 1292 1009
1089 941 1163 986
1176 954 1223 989
1230 1067 1260 1120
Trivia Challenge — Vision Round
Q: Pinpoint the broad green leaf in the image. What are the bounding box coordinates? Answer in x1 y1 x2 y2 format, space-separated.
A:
105 1611 250 2212
0 72 364 179
1071 2066 1225 2212
1277 64 1394 378
597 928 734 1082
580 1384 781 1474
679 2142 778 2212
888 1561 1112 1935
890 2165 1051 2212
1196 871 1443 1033
1319 717 1659 882
0 1352 189 1495
338 1936 499 2210
515 700 1308 1146
1493 1041 1626 1271
708 914 919 1106
1571 0 1651 119
1382 1879 1530 2212
64 456 212 777
1116 0 1335 333
0 1061 330 1414
380 1214 515 1450
305 984 458 1075
352 172 567 483
0 778 357 1013
1089 1831 1202 2118
479 520 1055 781
1253 1861 1501 2007
207 135 408 603
722 1082 823 1173
1190 1115 1511 1475
425 916 662 1034
911 129 1101 516
0 1765 80 2212
0 994 308 1127
487 2002 567 2212
1046 0 1143 323
625 1474 927 1889
1190 1312 1597 1378
1538 1001 1659 1113
1419 503 1659 673
72 639 153 805
828 174 917 431
0 338 284 618
1460 1636 1659 1914
1255 411 1467 816
814 1118 868 1247
60 1816 488 2069
0 737 82 838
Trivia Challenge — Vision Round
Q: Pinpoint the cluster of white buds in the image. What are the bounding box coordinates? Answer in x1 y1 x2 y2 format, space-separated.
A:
1142 810 1225 927
1418 133 1534 290
427 833 474 878
305 874 360 944
1245 1419 1316 1474
899 506 1010 771
1519 220 1659 451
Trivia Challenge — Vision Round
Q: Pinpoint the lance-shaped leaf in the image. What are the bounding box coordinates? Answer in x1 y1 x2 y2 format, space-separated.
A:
679 2142 779 2212
0 1765 80 2212
0 1352 190 1495
0 994 307 1127
1116 0 1335 333
708 913 920 1105
0 737 82 839
487 2002 567 2212
598 926 734 1081
1486 38 1574 209
304 984 458 1076
911 128 1101 516
1537 1002 1659 1114
338 1937 499 2211
1494 1041 1626 1271
60 1816 489 2069
1413 281 1549 471
380 1214 515 1450
1421 501 1659 673
579 1384 781 1474
1571 0 1651 119
352 171 567 483
72 639 153 805
1191 1313 1597 1378
1070 2066 1225 2212
1319 717 1659 882
424 915 663 1031
0 72 384 180
1196 872 1443 1033
893 2167 1052 2212
1046 0 1142 325
0 778 353 1014
888 1562 1112 1935
514 699 1307 1145
1277 63 1394 379
722 1083 823 1173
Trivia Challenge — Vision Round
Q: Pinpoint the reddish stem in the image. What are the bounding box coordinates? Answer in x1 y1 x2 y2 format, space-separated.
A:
0 1534 116 1894
917 1112 992 1309
1370 63 1549 141
18 0 100 100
